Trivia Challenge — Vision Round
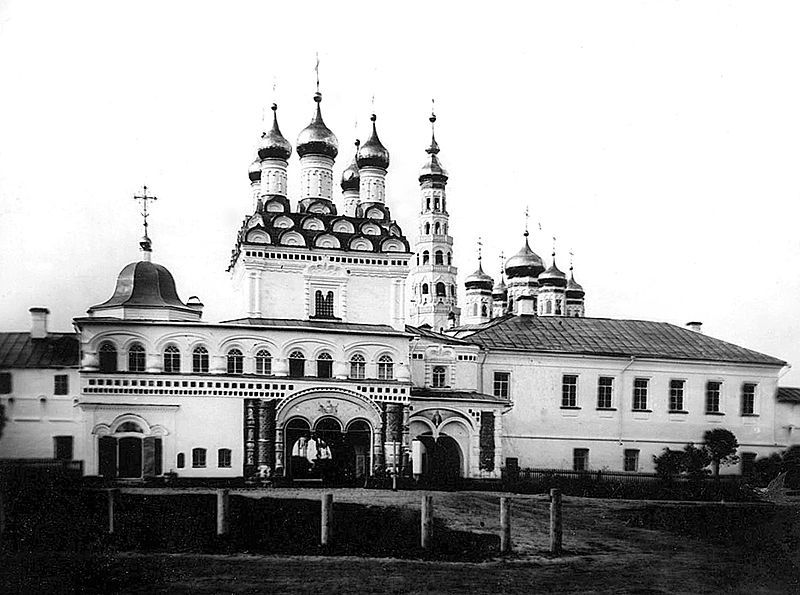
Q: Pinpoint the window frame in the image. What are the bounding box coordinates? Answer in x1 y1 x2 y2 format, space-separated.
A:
705 380 722 414
668 379 686 412
54 374 69 396
226 348 244 375
623 449 639 472
255 349 272 375
561 374 579 408
573 448 589 471
163 345 181 373
192 447 207 468
98 342 118 373
493 371 511 399
0 372 11 394
317 352 333 379
218 448 232 468
431 365 447 388
377 355 394 380
632 378 650 411
127 343 146 372
597 376 614 409
192 346 209 373
289 350 306 378
741 382 758 416
349 353 366 379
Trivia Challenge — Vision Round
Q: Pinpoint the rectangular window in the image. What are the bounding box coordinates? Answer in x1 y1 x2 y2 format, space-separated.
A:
741 383 757 415
597 377 614 409
53 436 73 460
192 448 206 468
218 448 232 468
562 375 578 408
0 372 11 394
741 452 757 476
706 381 721 413
669 379 685 412
493 372 510 399
54 374 69 395
573 448 589 471
633 378 649 411
623 449 639 472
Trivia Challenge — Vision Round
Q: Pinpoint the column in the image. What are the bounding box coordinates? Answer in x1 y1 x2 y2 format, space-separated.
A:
264 400 276 473
493 411 504 477
401 404 411 477
274 426 285 477
243 399 258 480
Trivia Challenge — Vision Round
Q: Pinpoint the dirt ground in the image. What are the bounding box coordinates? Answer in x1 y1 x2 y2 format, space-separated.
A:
2 487 799 594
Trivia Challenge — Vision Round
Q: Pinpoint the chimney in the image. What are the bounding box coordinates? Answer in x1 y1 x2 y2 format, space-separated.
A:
686 321 703 333
29 307 50 339
516 295 536 316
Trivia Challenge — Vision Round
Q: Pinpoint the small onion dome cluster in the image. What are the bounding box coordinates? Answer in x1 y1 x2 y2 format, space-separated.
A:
465 264 494 291
505 234 545 278
539 256 567 287
341 139 361 191
258 104 293 161
566 270 585 298
419 114 448 179
297 92 339 159
357 114 390 169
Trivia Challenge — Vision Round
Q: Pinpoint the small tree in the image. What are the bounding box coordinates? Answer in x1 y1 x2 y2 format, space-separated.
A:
704 428 739 479
682 443 711 482
653 448 685 481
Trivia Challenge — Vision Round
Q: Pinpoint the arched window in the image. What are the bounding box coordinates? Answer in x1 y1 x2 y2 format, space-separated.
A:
434 250 444 265
426 197 430 211
177 453 185 468
434 196 440 210
192 448 206 468
99 342 117 373
432 366 446 388
472 303 478 316
255 349 271 375
555 300 562 315
443 223 448 234
422 283 429 295
447 252 452 265
128 343 145 372
545 301 552 314
450 284 456 297
434 222 441 235
314 290 335 319
163 345 180 373
422 250 430 265
192 346 209 373
508 298 514 312
377 355 394 380
317 352 333 379
436 282 446 297
349 354 365 379
481 304 488 317
218 448 232 468
416 254 420 265
289 350 305 378
227 348 243 374
424 222 431 235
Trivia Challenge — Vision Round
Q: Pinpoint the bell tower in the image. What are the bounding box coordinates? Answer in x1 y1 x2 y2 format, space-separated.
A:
409 107 460 332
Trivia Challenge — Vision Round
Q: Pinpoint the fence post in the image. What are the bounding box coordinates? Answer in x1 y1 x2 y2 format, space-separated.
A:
216 489 230 536
107 488 118 534
500 497 512 553
320 492 333 546
549 488 562 555
421 494 433 549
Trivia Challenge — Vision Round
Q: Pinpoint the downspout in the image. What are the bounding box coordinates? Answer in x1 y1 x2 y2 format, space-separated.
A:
618 356 637 445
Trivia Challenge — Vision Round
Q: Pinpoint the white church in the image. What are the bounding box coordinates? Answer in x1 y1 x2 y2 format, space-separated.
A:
1 90 799 483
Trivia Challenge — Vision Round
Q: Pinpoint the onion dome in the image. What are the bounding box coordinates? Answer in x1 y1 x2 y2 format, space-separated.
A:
566 268 585 298
505 233 545 279
357 114 390 169
466 263 494 291
539 254 568 287
419 113 448 180
492 274 507 298
258 104 292 161
297 92 338 159
248 158 261 182
89 260 194 313
341 139 360 191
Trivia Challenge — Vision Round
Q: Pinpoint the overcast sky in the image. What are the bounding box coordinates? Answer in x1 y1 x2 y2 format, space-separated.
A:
1 1 799 383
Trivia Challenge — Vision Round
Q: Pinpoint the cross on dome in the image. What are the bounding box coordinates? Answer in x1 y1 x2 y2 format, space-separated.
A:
133 185 157 260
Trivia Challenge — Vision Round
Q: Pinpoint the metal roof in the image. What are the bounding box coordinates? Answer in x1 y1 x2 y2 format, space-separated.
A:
410 387 509 403
405 324 474 346
465 315 786 367
0 332 79 369
777 387 800 403
220 317 408 336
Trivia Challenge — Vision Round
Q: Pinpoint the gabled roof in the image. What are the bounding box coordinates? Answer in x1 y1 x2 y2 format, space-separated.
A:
777 387 800 403
465 315 786 367
0 332 80 369
405 324 474 346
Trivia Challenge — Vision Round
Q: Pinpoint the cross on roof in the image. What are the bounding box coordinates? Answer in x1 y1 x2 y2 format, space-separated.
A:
133 185 158 241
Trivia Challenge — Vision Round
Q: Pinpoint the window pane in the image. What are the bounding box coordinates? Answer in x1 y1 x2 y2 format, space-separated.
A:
573 448 589 471
54 374 69 395
633 378 649 410
669 380 684 411
705 381 721 413
597 377 613 409
562 375 578 407
493 372 510 398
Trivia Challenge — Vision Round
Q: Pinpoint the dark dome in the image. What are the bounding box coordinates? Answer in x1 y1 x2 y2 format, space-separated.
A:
341 140 360 191
258 104 292 161
357 114 390 169
566 271 585 298
297 92 338 159
465 264 494 291
90 261 191 312
539 257 567 287
419 114 448 180
492 274 507 297
505 236 545 279
248 158 261 182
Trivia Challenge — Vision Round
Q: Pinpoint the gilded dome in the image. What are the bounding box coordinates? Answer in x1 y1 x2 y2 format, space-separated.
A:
297 92 338 159
248 158 261 182
505 235 545 279
341 139 360 191
465 263 494 291
357 114 390 169
539 256 567 287
258 104 292 161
